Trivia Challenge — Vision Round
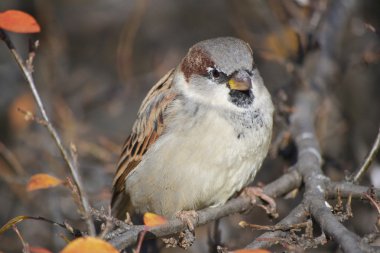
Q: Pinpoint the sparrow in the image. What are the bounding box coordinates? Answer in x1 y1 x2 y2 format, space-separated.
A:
111 37 274 221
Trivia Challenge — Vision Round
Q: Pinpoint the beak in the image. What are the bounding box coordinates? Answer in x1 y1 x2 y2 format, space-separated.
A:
228 73 252 91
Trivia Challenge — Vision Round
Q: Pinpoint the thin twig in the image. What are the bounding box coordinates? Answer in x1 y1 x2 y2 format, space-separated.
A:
245 204 308 249
363 191 380 216
12 225 30 253
326 181 380 198
0 141 26 176
0 29 95 236
239 220 310 232
98 207 120 239
65 177 86 215
353 127 380 183
17 108 48 126
91 207 131 230
135 230 148 253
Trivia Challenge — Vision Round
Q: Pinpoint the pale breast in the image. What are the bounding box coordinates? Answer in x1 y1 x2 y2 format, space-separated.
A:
125 102 272 218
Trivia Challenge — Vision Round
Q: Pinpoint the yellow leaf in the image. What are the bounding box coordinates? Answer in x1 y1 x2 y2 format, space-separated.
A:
0 215 30 235
143 212 168 227
27 173 63 192
284 188 299 199
60 237 118 253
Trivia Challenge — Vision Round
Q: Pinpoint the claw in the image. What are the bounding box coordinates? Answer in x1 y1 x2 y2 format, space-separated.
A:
176 210 198 232
241 186 278 218
175 210 198 249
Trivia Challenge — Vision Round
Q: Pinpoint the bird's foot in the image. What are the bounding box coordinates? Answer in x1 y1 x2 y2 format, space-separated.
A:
175 210 198 249
175 210 198 232
241 186 278 218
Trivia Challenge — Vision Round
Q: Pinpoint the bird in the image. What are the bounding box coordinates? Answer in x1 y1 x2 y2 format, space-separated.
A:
111 37 274 221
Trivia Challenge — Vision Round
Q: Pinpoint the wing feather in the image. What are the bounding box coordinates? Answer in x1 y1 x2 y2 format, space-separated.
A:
111 69 177 219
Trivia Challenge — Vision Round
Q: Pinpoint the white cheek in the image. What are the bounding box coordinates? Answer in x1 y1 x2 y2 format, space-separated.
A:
250 72 267 95
174 73 236 110
250 75 274 114
206 83 230 106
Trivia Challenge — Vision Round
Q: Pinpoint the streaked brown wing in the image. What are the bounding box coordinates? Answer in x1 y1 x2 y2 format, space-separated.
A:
111 69 177 219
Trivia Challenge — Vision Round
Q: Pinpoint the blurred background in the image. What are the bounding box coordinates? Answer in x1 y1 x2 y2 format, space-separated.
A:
0 0 379 252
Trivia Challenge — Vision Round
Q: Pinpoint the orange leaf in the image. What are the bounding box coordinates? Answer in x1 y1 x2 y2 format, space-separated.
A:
233 250 271 253
143 212 168 227
0 10 40 33
27 173 63 192
60 237 118 253
30 247 53 253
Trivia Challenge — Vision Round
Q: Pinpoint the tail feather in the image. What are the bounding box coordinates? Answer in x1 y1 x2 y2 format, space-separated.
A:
111 191 133 221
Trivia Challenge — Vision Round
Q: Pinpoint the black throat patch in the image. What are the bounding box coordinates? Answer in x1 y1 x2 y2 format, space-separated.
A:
228 89 254 108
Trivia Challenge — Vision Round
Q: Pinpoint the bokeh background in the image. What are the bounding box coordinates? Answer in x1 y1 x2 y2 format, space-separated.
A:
0 1 379 252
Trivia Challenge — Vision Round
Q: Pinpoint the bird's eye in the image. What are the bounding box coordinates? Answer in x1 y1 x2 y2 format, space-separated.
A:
207 67 225 80
207 67 228 83
210 68 220 79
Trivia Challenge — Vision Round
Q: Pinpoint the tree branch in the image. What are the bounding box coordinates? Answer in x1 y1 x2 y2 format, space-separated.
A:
0 29 95 236
246 0 378 252
291 93 364 253
107 168 303 249
326 181 379 198
245 204 308 249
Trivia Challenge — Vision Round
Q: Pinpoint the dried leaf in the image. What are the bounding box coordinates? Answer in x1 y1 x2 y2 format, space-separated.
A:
0 216 30 235
0 10 41 33
284 188 299 199
261 26 300 61
30 247 53 253
143 212 168 227
60 237 118 253
26 173 63 192
233 249 271 253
